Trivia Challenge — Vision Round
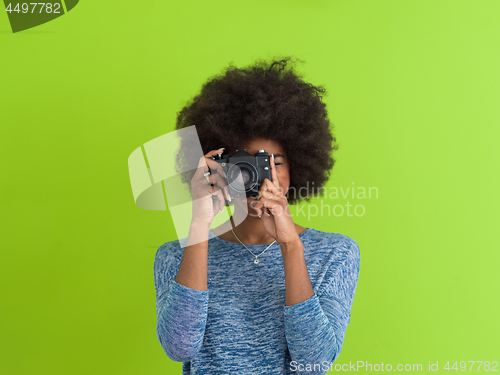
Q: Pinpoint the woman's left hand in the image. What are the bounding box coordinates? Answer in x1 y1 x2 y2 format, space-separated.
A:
250 155 300 246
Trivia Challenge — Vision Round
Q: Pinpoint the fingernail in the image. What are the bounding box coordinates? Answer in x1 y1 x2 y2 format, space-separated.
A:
258 215 261 218
222 206 224 212
271 154 274 159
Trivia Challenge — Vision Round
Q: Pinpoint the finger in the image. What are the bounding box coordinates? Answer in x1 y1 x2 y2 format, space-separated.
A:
212 194 222 215
258 196 282 216
262 178 281 194
224 184 231 202
204 148 225 158
197 158 226 186
249 197 263 217
193 150 226 178
210 174 231 202
212 196 219 214
259 178 284 198
270 154 279 188
194 155 210 178
260 188 285 201
213 188 225 212
206 162 230 201
251 198 278 217
217 190 225 212
205 158 227 177
210 172 227 188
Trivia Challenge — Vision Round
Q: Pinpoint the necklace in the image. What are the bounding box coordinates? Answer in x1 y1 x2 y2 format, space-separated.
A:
231 228 276 264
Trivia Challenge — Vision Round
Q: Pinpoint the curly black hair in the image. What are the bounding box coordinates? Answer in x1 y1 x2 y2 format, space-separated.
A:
175 56 339 205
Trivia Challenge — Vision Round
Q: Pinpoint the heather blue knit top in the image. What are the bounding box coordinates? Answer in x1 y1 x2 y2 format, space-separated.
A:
154 228 360 375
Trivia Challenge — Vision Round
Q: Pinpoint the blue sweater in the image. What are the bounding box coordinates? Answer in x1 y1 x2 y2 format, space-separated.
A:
154 228 360 375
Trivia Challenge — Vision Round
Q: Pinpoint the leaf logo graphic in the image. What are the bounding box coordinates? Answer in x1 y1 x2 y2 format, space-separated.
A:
3 1 79 33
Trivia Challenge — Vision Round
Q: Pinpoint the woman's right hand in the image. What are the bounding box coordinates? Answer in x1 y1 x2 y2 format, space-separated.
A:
190 148 231 226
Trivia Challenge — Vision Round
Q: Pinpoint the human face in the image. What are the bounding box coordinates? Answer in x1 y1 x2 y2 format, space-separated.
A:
226 137 290 214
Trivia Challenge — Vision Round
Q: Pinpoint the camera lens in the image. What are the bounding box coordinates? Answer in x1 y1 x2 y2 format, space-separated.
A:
240 169 250 185
227 162 258 192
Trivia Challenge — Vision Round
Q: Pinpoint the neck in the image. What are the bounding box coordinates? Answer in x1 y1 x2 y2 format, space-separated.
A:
230 214 276 245
212 198 303 245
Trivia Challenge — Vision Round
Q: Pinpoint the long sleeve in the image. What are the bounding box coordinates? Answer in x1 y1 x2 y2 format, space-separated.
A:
283 237 361 374
154 243 209 362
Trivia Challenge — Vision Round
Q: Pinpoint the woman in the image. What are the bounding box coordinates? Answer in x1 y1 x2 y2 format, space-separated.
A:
154 57 360 375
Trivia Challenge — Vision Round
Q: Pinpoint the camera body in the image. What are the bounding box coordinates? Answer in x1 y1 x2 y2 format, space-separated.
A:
209 149 272 198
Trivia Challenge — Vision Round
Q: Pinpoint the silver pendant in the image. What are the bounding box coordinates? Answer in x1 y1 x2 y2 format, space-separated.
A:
254 257 259 264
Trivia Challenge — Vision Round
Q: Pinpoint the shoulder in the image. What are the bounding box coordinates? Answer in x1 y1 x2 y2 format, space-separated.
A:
305 229 361 301
154 238 184 271
303 228 360 263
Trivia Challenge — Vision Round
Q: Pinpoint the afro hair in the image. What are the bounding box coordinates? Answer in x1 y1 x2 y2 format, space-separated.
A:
174 56 339 205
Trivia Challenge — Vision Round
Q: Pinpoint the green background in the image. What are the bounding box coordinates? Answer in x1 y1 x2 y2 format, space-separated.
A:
1 0 499 373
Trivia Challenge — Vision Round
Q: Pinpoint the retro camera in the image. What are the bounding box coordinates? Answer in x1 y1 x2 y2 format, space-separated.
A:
209 149 272 198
